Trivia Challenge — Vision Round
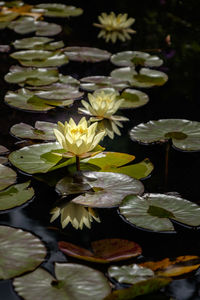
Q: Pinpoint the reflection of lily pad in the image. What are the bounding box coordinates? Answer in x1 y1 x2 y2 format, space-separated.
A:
111 51 163 67
0 181 34 211
120 89 149 109
4 65 59 86
10 121 57 141
119 193 200 232
111 67 168 88
80 76 129 91
70 171 144 208
14 263 111 300
13 37 64 50
64 46 111 62
59 239 142 263
0 164 16 191
130 119 200 151
0 225 46 279
33 3 83 17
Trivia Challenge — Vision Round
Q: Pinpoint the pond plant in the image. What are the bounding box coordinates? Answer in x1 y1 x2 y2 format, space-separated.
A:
0 1 199 299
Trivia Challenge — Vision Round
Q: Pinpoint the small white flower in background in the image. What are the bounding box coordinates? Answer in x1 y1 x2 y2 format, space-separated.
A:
53 117 105 158
50 202 100 230
94 12 136 43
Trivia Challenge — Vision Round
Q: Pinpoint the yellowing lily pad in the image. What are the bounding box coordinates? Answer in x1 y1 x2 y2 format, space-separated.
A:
120 88 149 109
0 164 16 191
32 3 83 17
119 193 200 232
0 225 46 279
59 239 142 263
64 46 111 62
80 76 129 91
13 37 64 50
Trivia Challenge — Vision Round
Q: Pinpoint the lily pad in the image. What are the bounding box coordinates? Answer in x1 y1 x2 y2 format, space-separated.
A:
59 239 142 263
119 193 200 232
0 157 8 164
0 164 17 191
14 262 111 300
119 88 149 109
130 119 200 151
0 44 10 52
0 225 46 279
69 171 144 208
111 51 163 68
0 181 34 211
4 65 59 86
63 46 111 62
80 76 129 91
32 3 83 17
10 121 57 140
108 264 154 284
13 37 64 50
111 67 168 88
0 145 9 155
10 50 69 68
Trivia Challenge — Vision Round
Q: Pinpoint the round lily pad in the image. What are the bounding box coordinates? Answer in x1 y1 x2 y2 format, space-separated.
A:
119 193 200 232
59 239 142 263
64 46 111 62
111 51 163 68
0 181 34 211
68 171 144 208
130 119 200 151
13 37 64 50
32 3 83 17
10 121 57 140
0 164 16 191
33 85 83 101
111 67 168 88
0 145 9 155
0 225 46 279
120 88 149 109
14 262 111 300
80 76 129 91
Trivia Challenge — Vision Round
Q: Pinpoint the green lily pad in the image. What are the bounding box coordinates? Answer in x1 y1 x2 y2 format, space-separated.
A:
0 181 34 211
120 88 149 109
11 50 69 68
63 46 111 62
59 239 142 263
111 67 168 88
130 119 200 151
0 225 46 279
0 164 17 191
69 171 144 208
4 65 59 86
0 11 19 23
10 121 57 140
5 88 74 112
108 264 154 284
8 16 62 36
32 3 83 17
14 263 110 300
80 76 129 91
0 1 24 7
13 37 64 50
111 51 163 68
119 193 200 232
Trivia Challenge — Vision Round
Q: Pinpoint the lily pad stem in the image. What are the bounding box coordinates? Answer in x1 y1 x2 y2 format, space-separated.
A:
76 156 80 172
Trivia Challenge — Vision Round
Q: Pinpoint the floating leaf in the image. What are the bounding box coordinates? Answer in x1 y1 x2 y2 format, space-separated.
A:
0 181 34 211
0 225 46 279
80 76 129 91
0 164 16 191
130 119 200 151
14 263 111 300
111 67 168 88
0 44 10 52
10 121 57 140
32 3 83 17
70 171 144 208
120 88 149 109
59 239 142 263
119 193 200 232
63 46 111 62
0 157 8 164
0 145 9 155
13 37 64 50
111 51 163 67
4 65 59 86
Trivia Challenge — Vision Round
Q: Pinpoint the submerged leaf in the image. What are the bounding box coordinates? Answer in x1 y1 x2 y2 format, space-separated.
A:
0 164 16 191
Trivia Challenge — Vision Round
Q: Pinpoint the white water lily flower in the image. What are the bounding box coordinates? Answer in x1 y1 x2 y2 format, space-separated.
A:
53 117 105 158
94 12 136 43
50 202 100 230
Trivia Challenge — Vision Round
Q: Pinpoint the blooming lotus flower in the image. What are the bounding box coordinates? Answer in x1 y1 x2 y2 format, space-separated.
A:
50 202 100 230
94 12 136 43
53 117 105 158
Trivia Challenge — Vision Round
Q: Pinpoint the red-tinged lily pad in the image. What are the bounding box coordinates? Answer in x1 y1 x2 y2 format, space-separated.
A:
0 145 9 155
59 239 142 263
63 46 111 62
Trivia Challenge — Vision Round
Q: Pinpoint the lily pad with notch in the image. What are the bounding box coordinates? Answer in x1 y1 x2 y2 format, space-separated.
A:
119 88 149 109
0 164 17 191
80 76 129 91
32 3 83 18
13 37 64 50
63 46 111 62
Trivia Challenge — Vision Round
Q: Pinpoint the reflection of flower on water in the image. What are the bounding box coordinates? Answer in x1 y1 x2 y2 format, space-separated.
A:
79 89 129 139
93 12 136 43
50 202 100 230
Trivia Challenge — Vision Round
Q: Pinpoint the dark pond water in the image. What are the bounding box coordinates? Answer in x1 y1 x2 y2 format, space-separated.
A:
0 0 200 299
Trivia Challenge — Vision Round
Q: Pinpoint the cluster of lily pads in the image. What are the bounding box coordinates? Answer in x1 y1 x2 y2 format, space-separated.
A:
0 1 200 299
